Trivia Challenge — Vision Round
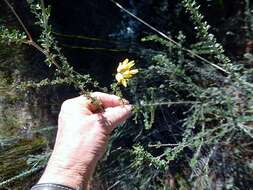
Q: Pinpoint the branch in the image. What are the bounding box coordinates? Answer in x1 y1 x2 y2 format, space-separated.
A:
109 0 230 75
140 101 200 107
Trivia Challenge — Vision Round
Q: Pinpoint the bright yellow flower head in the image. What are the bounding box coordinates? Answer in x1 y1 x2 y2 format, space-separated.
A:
116 58 138 87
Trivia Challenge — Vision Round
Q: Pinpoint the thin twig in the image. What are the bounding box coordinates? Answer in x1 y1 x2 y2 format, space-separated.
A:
107 181 120 190
60 44 128 52
3 0 61 69
3 0 105 109
109 0 230 75
28 41 61 69
237 124 253 139
148 143 179 148
0 165 45 187
40 0 47 25
140 101 200 107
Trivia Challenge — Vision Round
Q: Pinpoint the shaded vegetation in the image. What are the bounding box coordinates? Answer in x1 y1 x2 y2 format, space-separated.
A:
0 0 253 189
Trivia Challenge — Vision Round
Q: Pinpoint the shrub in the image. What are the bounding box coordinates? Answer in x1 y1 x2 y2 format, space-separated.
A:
1 0 253 189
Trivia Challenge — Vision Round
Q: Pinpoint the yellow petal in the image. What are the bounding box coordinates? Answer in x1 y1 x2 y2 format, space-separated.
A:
124 74 133 79
129 69 138 75
122 58 129 65
128 60 135 65
115 73 123 83
126 62 135 70
122 79 128 87
122 69 138 79
117 62 124 73
117 59 136 73
121 70 131 77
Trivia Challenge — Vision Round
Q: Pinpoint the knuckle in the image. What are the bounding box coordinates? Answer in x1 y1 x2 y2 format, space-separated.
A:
91 91 101 97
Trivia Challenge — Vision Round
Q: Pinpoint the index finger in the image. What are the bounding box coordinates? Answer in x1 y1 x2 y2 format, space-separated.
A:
91 92 129 108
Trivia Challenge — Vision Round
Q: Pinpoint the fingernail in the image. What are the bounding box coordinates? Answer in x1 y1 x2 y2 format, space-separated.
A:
125 104 133 112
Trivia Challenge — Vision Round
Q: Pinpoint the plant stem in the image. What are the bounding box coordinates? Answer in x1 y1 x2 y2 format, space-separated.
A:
140 101 201 107
109 0 230 75
148 143 179 148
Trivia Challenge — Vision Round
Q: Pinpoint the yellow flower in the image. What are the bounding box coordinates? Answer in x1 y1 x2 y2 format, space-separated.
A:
116 58 138 87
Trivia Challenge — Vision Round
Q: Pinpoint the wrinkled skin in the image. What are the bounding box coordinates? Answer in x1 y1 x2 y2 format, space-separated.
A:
38 92 132 189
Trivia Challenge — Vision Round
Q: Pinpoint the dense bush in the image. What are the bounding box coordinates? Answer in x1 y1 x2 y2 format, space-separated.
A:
1 0 253 189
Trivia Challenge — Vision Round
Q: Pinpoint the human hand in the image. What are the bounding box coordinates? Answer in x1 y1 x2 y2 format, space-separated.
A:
38 92 132 189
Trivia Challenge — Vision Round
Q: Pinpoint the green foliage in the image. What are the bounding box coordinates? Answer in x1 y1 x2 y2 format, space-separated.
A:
182 0 231 67
132 145 167 170
27 0 97 91
99 1 253 189
0 26 26 45
1 0 253 189
1 0 97 92
0 137 49 188
245 0 253 38
0 0 96 187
